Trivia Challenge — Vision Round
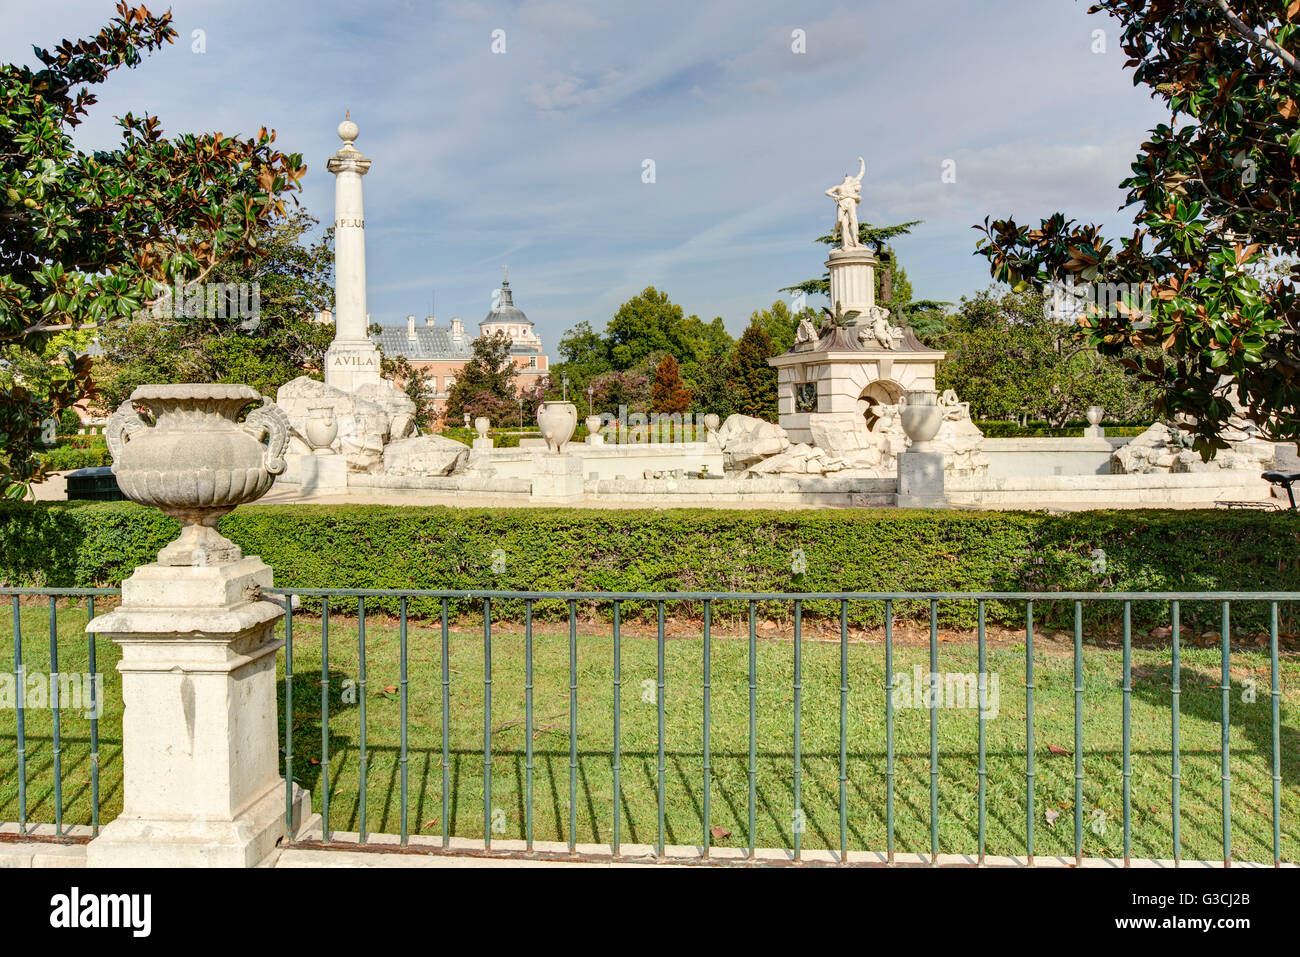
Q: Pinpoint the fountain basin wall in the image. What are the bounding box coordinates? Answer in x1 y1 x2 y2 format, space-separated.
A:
981 437 1129 478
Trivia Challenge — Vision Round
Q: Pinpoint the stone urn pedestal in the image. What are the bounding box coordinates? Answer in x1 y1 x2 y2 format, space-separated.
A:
531 401 582 501
584 413 605 446
895 389 948 509
86 384 311 867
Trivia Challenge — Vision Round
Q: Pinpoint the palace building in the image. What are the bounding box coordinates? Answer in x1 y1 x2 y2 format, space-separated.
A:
366 271 550 413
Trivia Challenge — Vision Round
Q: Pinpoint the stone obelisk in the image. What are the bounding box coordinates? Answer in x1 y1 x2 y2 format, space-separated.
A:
324 113 382 391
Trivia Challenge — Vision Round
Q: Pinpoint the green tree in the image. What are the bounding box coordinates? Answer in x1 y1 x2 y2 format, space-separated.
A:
445 331 518 424
936 288 1159 426
729 319 778 420
381 354 435 432
748 299 819 356
974 1 1300 455
0 3 304 489
95 209 334 406
649 354 691 414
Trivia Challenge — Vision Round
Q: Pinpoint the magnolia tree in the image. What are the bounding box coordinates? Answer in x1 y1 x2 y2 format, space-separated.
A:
0 3 304 489
976 0 1300 457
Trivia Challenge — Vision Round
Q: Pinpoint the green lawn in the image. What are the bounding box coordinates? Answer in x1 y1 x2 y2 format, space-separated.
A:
1 600 1297 863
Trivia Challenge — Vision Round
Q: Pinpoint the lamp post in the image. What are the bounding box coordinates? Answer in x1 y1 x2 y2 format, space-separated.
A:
586 385 594 417
562 374 569 402
518 395 524 429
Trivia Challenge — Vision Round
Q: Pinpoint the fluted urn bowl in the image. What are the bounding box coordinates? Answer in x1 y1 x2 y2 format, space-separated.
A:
536 401 578 453
107 384 290 566
899 389 943 450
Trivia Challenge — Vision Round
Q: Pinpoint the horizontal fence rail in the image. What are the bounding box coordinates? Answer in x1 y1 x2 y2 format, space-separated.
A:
265 588 1297 867
1 587 120 840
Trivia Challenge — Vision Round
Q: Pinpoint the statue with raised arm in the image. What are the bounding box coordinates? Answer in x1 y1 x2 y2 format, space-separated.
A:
825 157 866 249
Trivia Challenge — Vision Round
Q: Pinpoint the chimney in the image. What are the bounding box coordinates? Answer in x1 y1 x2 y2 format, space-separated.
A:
425 316 436 327
450 316 464 340
407 314 416 339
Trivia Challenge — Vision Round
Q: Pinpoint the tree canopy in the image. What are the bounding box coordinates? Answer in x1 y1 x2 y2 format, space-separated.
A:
0 3 304 488
975 0 1300 456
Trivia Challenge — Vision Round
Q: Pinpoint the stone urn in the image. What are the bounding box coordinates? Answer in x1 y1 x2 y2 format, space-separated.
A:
1086 406 1105 427
704 413 721 433
106 384 290 566
899 389 943 451
474 416 490 439
537 400 578 453
305 404 339 453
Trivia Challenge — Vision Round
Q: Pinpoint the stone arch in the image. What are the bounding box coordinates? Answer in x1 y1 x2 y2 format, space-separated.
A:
859 379 904 431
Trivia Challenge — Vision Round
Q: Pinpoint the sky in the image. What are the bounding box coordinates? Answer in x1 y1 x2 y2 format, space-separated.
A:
3 0 1170 348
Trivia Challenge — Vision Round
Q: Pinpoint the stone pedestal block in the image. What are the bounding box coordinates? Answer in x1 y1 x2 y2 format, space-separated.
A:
300 452 348 494
896 450 948 508
85 557 309 867
472 437 495 452
530 453 583 502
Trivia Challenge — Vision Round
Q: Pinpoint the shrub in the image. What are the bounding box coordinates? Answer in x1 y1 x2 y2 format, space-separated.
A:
1 502 1295 633
36 444 113 471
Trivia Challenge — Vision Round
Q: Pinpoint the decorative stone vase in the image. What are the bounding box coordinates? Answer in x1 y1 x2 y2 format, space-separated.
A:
899 389 943 450
106 384 290 566
537 400 578 453
474 416 490 439
305 404 339 452
704 413 721 433
1086 406 1105 427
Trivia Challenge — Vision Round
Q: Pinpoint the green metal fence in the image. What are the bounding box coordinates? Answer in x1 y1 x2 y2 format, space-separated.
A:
1 587 119 839
1 586 1292 865
266 588 1295 866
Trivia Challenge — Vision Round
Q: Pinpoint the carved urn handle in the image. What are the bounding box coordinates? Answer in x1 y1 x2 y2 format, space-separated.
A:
104 400 149 474
242 397 291 476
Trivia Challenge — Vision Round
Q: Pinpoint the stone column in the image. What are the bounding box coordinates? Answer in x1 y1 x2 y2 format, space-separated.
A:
324 114 382 392
825 247 877 318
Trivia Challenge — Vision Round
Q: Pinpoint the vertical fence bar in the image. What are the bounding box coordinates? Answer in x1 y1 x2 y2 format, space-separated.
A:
525 599 534 853
657 601 666 859
440 599 450 849
87 596 99 836
885 599 895 865
839 599 849 863
1270 601 1282 868
1073 600 1083 866
283 598 294 841
612 600 622 856
1171 600 1182 865
702 598 713 859
48 596 62 837
483 598 493 850
568 600 578 853
747 600 757 860
1025 600 1034 865
399 597 409 846
929 599 938 865
10 595 27 835
793 599 803 861
977 600 987 865
357 596 368 844
1122 600 1132 867
1220 600 1231 868
320 597 331 841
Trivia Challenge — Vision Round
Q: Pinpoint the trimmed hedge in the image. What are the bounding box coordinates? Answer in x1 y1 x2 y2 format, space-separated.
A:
1 501 1296 632
36 444 113 471
976 420 1149 438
